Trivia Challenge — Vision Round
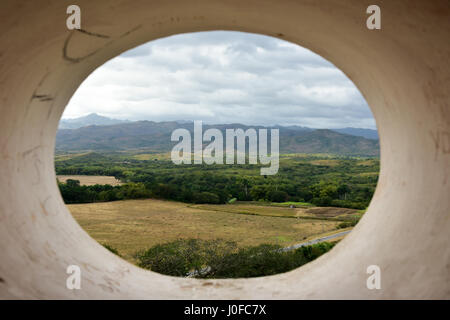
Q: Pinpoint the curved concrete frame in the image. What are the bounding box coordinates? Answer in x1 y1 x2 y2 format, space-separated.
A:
0 0 449 299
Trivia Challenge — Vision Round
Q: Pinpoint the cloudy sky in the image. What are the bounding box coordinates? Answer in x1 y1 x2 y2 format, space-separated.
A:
63 31 375 129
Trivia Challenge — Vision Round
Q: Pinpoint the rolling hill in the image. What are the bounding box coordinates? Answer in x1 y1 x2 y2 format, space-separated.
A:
56 120 379 156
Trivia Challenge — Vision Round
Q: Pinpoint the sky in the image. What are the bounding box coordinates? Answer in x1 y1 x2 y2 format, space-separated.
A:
63 31 376 129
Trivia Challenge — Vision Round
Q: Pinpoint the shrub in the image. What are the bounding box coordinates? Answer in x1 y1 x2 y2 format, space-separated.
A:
102 243 121 256
134 239 236 277
336 216 360 229
134 239 336 278
193 192 221 204
267 190 288 202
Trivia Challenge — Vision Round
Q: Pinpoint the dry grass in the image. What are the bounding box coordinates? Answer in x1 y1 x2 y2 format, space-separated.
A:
190 203 299 218
303 206 359 218
357 159 377 166
57 175 122 186
67 199 342 263
132 152 171 161
358 172 379 176
200 203 358 219
54 152 90 161
309 159 341 167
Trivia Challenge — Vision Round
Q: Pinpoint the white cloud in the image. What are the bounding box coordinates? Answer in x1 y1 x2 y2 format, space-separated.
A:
63 31 375 129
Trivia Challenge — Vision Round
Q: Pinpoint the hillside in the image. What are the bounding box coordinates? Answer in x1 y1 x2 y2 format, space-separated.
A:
56 120 379 156
279 129 379 155
331 127 379 140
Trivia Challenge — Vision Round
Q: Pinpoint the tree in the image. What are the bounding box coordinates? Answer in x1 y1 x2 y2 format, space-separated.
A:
267 190 288 202
250 185 267 201
66 179 80 187
193 192 221 204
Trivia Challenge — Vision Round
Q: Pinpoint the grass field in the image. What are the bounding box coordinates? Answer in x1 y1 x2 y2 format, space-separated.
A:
189 202 359 219
68 199 352 263
57 175 123 186
309 159 341 166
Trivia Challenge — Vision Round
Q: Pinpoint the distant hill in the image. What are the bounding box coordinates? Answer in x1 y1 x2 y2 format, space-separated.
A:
56 120 379 156
331 127 378 140
59 113 129 129
278 129 379 155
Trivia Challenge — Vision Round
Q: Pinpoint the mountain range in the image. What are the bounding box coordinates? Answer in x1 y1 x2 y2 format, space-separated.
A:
59 113 130 129
56 114 379 156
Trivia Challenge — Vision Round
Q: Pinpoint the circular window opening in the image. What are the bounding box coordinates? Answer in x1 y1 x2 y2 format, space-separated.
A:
55 31 379 279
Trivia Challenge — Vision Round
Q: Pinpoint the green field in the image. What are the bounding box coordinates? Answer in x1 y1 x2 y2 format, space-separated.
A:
56 151 379 209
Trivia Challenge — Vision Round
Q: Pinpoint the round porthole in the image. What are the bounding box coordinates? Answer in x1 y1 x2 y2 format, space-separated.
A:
0 1 448 299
